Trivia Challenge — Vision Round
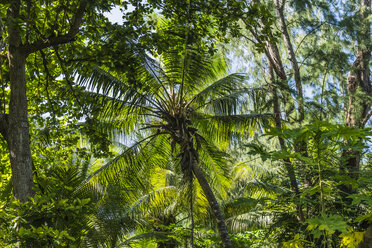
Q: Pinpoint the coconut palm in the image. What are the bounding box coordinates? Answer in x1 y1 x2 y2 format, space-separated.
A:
76 28 269 246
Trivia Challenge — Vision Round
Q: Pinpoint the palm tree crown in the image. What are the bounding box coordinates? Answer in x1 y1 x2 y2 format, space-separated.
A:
77 28 268 247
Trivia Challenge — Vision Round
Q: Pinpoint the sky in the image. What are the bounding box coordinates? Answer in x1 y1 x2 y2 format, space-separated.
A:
104 5 135 25
104 7 124 25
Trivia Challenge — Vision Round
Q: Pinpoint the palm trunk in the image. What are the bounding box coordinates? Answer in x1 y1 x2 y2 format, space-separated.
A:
189 178 194 248
192 162 232 248
178 139 231 247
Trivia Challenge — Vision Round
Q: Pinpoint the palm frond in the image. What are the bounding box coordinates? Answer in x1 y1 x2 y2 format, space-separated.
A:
117 232 173 247
223 197 259 217
199 87 265 115
77 65 168 118
226 211 272 233
233 162 281 182
128 186 180 217
194 113 271 144
245 180 290 196
196 138 231 199
82 135 157 198
190 73 247 106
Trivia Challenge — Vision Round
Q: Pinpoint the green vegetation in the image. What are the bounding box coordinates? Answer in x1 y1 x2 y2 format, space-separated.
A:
0 0 371 247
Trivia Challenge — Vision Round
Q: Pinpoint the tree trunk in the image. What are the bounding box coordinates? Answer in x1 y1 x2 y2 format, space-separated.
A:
274 0 305 122
268 64 304 221
342 0 371 195
5 0 89 203
189 177 194 248
192 162 232 248
344 0 371 244
358 225 372 248
7 0 34 203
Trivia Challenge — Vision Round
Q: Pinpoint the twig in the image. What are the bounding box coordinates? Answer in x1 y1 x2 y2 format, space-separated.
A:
361 109 372 127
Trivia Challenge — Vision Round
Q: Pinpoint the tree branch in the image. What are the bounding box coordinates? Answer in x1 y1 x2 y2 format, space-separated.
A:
361 109 372 127
39 49 58 125
0 113 8 142
275 0 304 122
23 0 88 54
280 0 286 11
54 47 91 118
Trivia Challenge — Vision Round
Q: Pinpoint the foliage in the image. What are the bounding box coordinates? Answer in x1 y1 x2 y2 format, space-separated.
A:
246 121 371 247
0 0 371 247
0 167 94 247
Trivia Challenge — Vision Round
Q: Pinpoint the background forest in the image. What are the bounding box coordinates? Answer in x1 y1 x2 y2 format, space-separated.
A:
0 0 371 247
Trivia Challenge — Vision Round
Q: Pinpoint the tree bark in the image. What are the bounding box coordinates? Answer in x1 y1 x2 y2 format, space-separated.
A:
0 114 9 142
345 1 371 244
8 50 34 203
346 0 371 128
5 0 90 203
342 0 371 193
268 64 304 221
274 0 305 122
358 225 372 248
259 28 295 120
7 0 34 203
192 163 232 248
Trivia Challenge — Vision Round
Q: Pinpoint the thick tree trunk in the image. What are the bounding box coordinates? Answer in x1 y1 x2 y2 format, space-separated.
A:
7 0 34 203
192 163 232 248
358 225 372 248
5 0 89 203
8 49 34 203
345 0 371 127
344 0 371 244
342 0 371 194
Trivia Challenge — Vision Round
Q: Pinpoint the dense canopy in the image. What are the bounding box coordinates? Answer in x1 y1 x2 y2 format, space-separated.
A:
0 0 371 247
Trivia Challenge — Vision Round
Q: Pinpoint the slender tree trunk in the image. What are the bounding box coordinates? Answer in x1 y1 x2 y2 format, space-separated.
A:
249 0 294 119
272 0 312 214
7 0 34 203
265 42 287 82
268 64 304 221
274 0 304 122
264 39 294 120
192 163 232 248
265 43 302 213
264 1 310 221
